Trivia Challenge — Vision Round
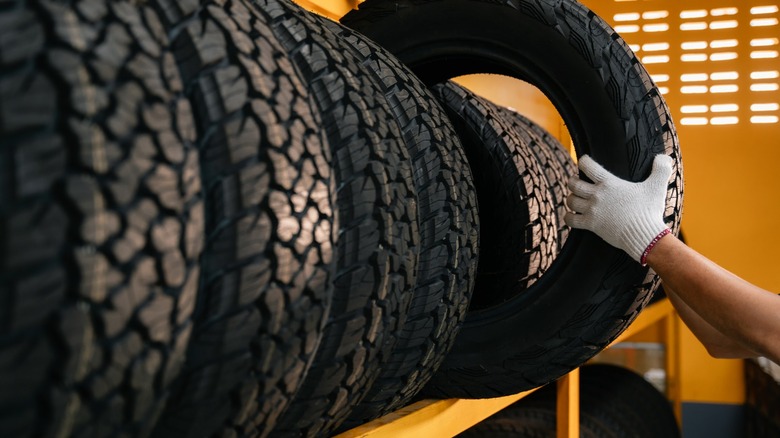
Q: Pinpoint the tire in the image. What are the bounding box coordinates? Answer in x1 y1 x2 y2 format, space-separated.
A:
430 82 558 311
0 2 203 437
460 407 590 438
745 358 780 438
499 109 576 249
260 1 420 435
315 20 480 428
458 364 680 438
579 364 680 438
343 0 683 398
146 1 337 437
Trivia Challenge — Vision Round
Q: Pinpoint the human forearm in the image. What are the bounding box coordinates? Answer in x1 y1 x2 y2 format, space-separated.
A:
564 153 780 361
664 284 757 358
647 235 780 362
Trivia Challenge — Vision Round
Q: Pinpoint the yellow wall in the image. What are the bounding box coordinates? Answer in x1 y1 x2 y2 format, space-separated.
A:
451 75 572 150
294 0 354 19
679 325 745 404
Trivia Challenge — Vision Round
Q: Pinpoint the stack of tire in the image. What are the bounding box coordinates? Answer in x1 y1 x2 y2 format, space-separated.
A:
0 0 682 437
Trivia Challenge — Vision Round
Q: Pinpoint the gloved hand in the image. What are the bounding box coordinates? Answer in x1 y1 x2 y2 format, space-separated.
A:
565 154 673 264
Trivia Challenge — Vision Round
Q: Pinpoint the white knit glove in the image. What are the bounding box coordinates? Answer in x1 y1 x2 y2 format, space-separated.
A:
565 154 673 263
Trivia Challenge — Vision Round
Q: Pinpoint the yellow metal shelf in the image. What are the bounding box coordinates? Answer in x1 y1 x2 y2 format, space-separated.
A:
335 390 539 438
294 0 355 19
336 299 678 438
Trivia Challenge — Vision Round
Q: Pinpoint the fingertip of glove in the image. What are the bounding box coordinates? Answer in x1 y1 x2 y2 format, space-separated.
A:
564 211 585 229
577 154 593 168
651 154 675 181
567 175 580 190
568 177 597 198
577 155 611 183
654 154 674 168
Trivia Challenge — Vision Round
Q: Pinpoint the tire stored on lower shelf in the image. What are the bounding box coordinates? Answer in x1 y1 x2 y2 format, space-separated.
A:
458 364 680 438
343 0 683 398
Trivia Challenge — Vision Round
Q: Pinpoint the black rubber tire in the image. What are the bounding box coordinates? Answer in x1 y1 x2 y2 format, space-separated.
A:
460 407 587 438
0 2 203 437
343 0 683 398
458 364 680 438
455 387 602 438
745 358 780 438
315 20 480 428
579 364 680 438
499 109 576 249
260 1 420 436
430 82 558 311
145 1 337 437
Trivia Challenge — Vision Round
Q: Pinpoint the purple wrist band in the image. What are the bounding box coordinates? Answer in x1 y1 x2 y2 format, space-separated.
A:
640 228 671 266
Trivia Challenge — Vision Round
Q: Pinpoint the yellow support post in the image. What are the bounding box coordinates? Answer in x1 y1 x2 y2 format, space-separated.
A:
556 368 579 438
665 310 683 424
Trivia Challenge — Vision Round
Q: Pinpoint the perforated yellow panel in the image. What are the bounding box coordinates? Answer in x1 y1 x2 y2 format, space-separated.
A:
598 2 778 127
581 0 780 291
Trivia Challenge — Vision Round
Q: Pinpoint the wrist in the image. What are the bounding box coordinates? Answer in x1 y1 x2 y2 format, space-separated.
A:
640 228 672 266
621 215 668 262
